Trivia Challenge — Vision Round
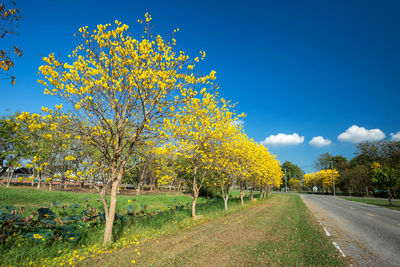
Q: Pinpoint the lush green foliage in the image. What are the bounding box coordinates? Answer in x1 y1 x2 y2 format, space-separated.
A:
281 161 304 180
307 141 400 197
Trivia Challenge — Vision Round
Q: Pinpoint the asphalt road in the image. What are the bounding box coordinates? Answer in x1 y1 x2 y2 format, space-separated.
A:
301 194 400 267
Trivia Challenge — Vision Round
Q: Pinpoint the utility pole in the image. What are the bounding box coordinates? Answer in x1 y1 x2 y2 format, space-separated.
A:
284 168 288 192
329 161 336 196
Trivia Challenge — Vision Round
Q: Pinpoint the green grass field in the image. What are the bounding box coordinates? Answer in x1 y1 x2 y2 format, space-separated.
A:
0 186 198 215
0 186 252 266
0 187 346 266
340 196 400 210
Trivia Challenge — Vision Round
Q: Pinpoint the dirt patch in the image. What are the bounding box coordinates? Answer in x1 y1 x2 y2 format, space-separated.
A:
141 201 277 266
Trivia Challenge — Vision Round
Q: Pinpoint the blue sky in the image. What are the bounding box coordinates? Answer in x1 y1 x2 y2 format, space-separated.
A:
2 0 400 172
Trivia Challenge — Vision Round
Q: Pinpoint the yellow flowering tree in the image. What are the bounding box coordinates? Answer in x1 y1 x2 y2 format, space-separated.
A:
134 142 157 195
37 14 216 244
234 134 253 205
162 91 233 218
14 106 80 191
207 104 244 211
317 169 340 191
288 178 301 191
249 141 283 199
303 172 318 191
303 169 339 193
15 111 55 189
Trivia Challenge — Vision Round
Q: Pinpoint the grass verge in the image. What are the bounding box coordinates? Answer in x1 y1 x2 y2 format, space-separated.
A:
94 194 346 266
340 197 400 211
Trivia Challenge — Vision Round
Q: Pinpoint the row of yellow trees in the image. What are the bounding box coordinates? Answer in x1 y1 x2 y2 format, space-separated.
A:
6 14 284 244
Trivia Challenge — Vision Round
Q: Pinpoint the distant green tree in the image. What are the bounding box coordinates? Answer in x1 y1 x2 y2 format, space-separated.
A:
281 161 304 189
315 153 348 173
315 141 400 197
371 162 399 206
351 141 400 184
351 141 400 169
0 114 27 185
338 165 372 196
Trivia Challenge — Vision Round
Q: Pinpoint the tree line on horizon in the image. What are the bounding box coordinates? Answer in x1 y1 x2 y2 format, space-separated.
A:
281 140 400 202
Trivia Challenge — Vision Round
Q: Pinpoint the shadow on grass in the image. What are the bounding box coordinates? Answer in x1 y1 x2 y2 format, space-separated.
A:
371 202 400 210
112 194 262 241
341 197 400 211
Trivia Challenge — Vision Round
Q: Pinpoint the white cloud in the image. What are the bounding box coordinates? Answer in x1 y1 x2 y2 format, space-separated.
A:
338 125 385 143
309 136 332 147
390 131 400 141
261 133 304 146
232 119 244 126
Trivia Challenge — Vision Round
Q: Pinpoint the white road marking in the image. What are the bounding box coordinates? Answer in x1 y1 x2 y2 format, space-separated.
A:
323 227 331 236
324 227 346 257
332 241 346 257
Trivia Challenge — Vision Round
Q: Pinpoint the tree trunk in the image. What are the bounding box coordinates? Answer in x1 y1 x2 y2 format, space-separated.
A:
224 196 229 211
6 168 15 187
149 175 155 192
48 182 52 191
240 187 244 206
388 187 393 207
136 182 141 195
191 166 199 218
100 189 109 219
250 187 254 200
103 180 118 245
178 182 182 192
222 186 230 211
192 194 198 218
136 166 147 195
6 171 12 188
31 168 35 187
36 175 41 189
